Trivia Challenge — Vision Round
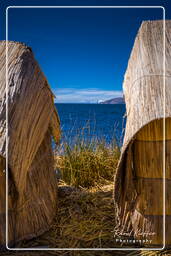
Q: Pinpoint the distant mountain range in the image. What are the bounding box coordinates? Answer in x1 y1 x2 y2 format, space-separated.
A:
99 97 125 104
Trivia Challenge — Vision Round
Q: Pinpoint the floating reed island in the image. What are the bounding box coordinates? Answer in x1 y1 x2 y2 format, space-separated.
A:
114 20 171 247
0 41 60 246
0 19 171 255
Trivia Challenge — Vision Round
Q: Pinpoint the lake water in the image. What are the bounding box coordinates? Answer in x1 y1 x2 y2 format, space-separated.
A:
55 103 126 147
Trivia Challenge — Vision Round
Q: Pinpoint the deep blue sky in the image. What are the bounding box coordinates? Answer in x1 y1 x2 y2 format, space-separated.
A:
1 0 171 103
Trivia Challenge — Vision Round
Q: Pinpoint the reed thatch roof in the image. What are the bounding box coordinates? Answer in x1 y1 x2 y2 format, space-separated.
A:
0 41 60 246
114 20 171 241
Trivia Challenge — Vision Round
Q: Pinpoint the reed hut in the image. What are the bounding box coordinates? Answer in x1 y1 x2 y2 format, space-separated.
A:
114 20 171 246
0 41 60 246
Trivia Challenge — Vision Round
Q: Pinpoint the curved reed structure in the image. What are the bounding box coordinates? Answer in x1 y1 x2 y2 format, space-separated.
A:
0 41 60 246
114 20 171 247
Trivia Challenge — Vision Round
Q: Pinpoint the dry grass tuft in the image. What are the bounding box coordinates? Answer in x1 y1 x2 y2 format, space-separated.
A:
55 139 120 188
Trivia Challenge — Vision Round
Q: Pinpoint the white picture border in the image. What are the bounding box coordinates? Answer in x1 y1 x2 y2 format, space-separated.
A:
6 5 166 251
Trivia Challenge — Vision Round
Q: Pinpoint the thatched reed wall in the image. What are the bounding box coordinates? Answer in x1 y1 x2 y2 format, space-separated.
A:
114 20 171 247
0 41 60 246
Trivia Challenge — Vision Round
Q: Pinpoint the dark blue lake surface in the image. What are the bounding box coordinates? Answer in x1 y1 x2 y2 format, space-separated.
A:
55 103 126 147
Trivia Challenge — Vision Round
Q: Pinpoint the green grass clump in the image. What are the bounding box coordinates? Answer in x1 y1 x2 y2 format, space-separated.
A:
55 138 120 188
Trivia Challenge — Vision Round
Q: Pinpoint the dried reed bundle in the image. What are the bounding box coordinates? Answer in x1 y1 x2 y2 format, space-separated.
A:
114 20 171 246
0 41 60 246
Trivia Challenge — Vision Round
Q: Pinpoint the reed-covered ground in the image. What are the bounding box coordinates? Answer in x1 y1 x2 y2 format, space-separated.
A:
2 135 171 255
